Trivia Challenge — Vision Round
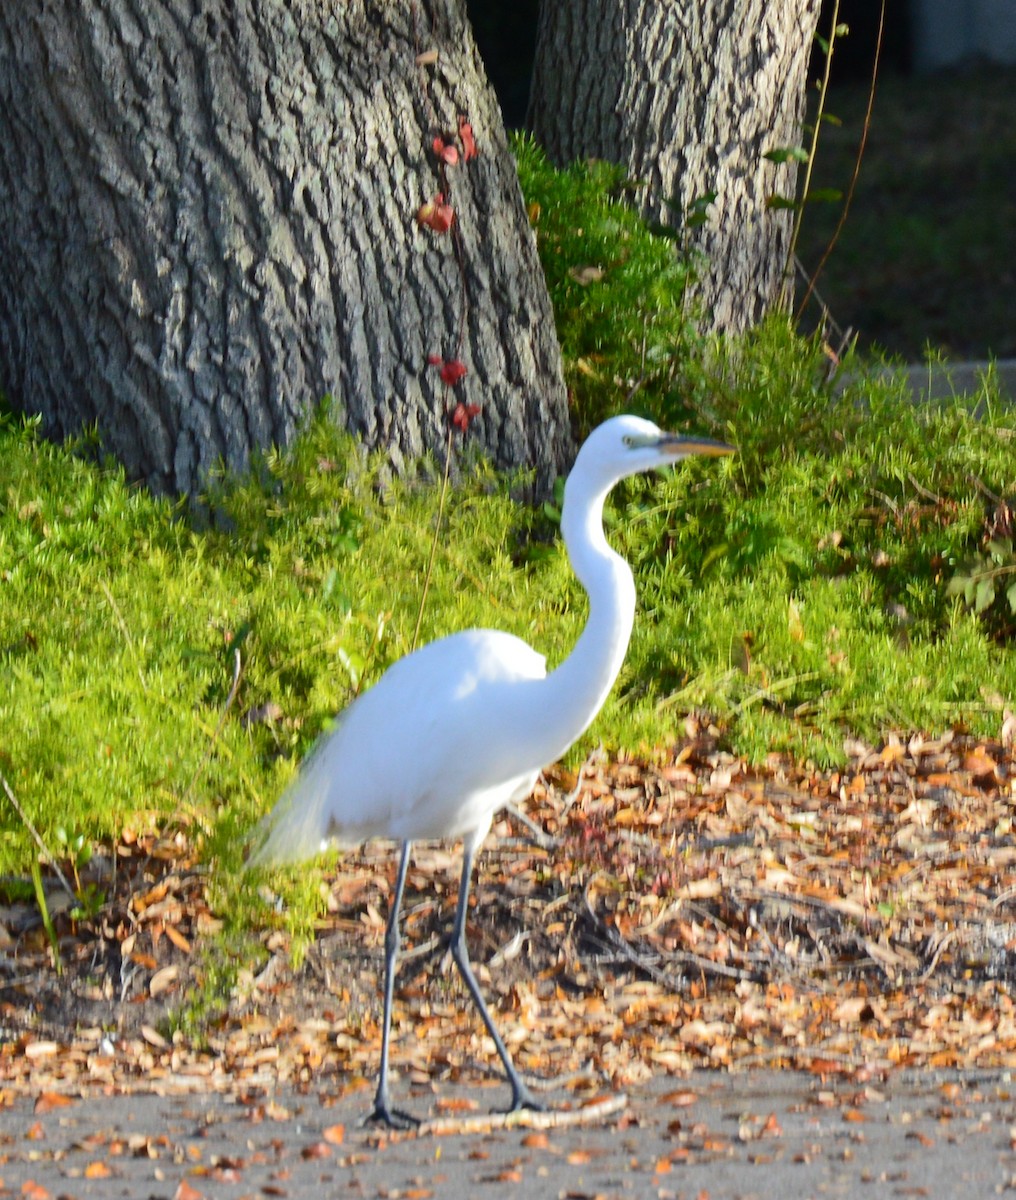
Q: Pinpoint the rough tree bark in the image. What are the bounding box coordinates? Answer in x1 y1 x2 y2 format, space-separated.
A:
527 0 823 332
0 1 571 495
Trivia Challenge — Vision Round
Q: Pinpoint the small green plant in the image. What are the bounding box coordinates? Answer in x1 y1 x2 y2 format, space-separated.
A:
55 826 91 890
54 827 106 920
949 538 1016 636
514 134 700 433
30 859 62 975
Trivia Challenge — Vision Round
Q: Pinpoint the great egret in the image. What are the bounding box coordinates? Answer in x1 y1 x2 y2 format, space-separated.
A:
251 414 733 1127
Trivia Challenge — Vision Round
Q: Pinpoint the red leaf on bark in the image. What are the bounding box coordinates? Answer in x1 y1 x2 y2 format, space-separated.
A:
458 117 477 160
440 359 468 387
432 136 459 166
416 194 455 233
451 402 480 433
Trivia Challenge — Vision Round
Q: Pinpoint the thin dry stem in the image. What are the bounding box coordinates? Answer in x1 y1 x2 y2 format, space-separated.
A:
797 0 886 320
783 0 840 306
0 770 76 902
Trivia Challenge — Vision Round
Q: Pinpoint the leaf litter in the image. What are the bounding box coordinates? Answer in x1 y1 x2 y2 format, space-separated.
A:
2 721 1015 1118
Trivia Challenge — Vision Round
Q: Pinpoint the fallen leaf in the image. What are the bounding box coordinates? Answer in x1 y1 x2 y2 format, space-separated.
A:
568 265 604 286
661 1089 699 1107
24 1042 59 1060
149 964 179 999
165 924 192 954
963 746 998 779
141 1025 169 1049
434 1096 478 1114
762 1112 783 1136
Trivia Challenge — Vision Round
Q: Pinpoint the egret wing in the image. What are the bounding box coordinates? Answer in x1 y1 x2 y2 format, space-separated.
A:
250 628 546 864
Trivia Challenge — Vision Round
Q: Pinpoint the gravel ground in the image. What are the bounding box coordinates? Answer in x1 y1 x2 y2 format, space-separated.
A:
3 1067 1016 1199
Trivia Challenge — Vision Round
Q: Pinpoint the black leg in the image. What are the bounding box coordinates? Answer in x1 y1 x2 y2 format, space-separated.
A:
450 839 544 1114
366 840 419 1129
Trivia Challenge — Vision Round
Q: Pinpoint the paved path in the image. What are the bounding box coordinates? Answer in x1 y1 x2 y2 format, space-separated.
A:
3 1068 1015 1198
892 358 1016 404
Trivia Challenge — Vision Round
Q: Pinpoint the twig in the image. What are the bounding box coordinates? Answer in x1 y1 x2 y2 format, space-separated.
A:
796 0 886 319
405 1091 627 1138
906 473 945 505
917 929 957 985
0 770 76 902
731 670 822 715
502 800 558 850
559 746 607 818
784 0 840 302
581 883 756 984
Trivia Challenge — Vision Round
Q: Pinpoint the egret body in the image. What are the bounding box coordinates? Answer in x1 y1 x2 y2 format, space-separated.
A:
252 415 732 1126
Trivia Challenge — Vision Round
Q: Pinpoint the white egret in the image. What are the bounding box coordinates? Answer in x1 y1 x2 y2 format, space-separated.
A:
251 414 733 1127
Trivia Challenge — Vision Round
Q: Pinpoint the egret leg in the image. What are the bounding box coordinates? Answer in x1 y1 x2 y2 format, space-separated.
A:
367 840 419 1129
450 841 544 1113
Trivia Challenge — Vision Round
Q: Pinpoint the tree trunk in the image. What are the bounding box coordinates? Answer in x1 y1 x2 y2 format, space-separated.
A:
0 1 571 495
527 0 823 332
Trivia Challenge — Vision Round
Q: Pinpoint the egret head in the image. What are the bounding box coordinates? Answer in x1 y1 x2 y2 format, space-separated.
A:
572 414 734 491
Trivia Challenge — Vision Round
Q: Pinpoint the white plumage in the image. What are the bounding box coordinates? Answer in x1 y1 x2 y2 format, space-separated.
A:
251 414 733 1127
255 629 547 857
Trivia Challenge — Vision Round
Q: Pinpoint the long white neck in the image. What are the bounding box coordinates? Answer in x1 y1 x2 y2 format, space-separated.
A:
499 469 637 773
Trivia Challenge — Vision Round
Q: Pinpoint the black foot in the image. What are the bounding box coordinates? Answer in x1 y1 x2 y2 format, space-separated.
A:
363 1096 419 1131
505 1083 546 1115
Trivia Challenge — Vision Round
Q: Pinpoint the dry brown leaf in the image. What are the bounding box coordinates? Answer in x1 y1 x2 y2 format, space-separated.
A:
963 746 998 779
149 964 179 998
568 265 605 286
33 1092 73 1113
434 1096 478 1114
165 924 192 954
24 1041 59 1060
19 1183 51 1200
661 1089 699 1107
322 1123 345 1145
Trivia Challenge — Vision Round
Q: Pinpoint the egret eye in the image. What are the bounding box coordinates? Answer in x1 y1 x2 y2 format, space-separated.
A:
622 435 635 447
